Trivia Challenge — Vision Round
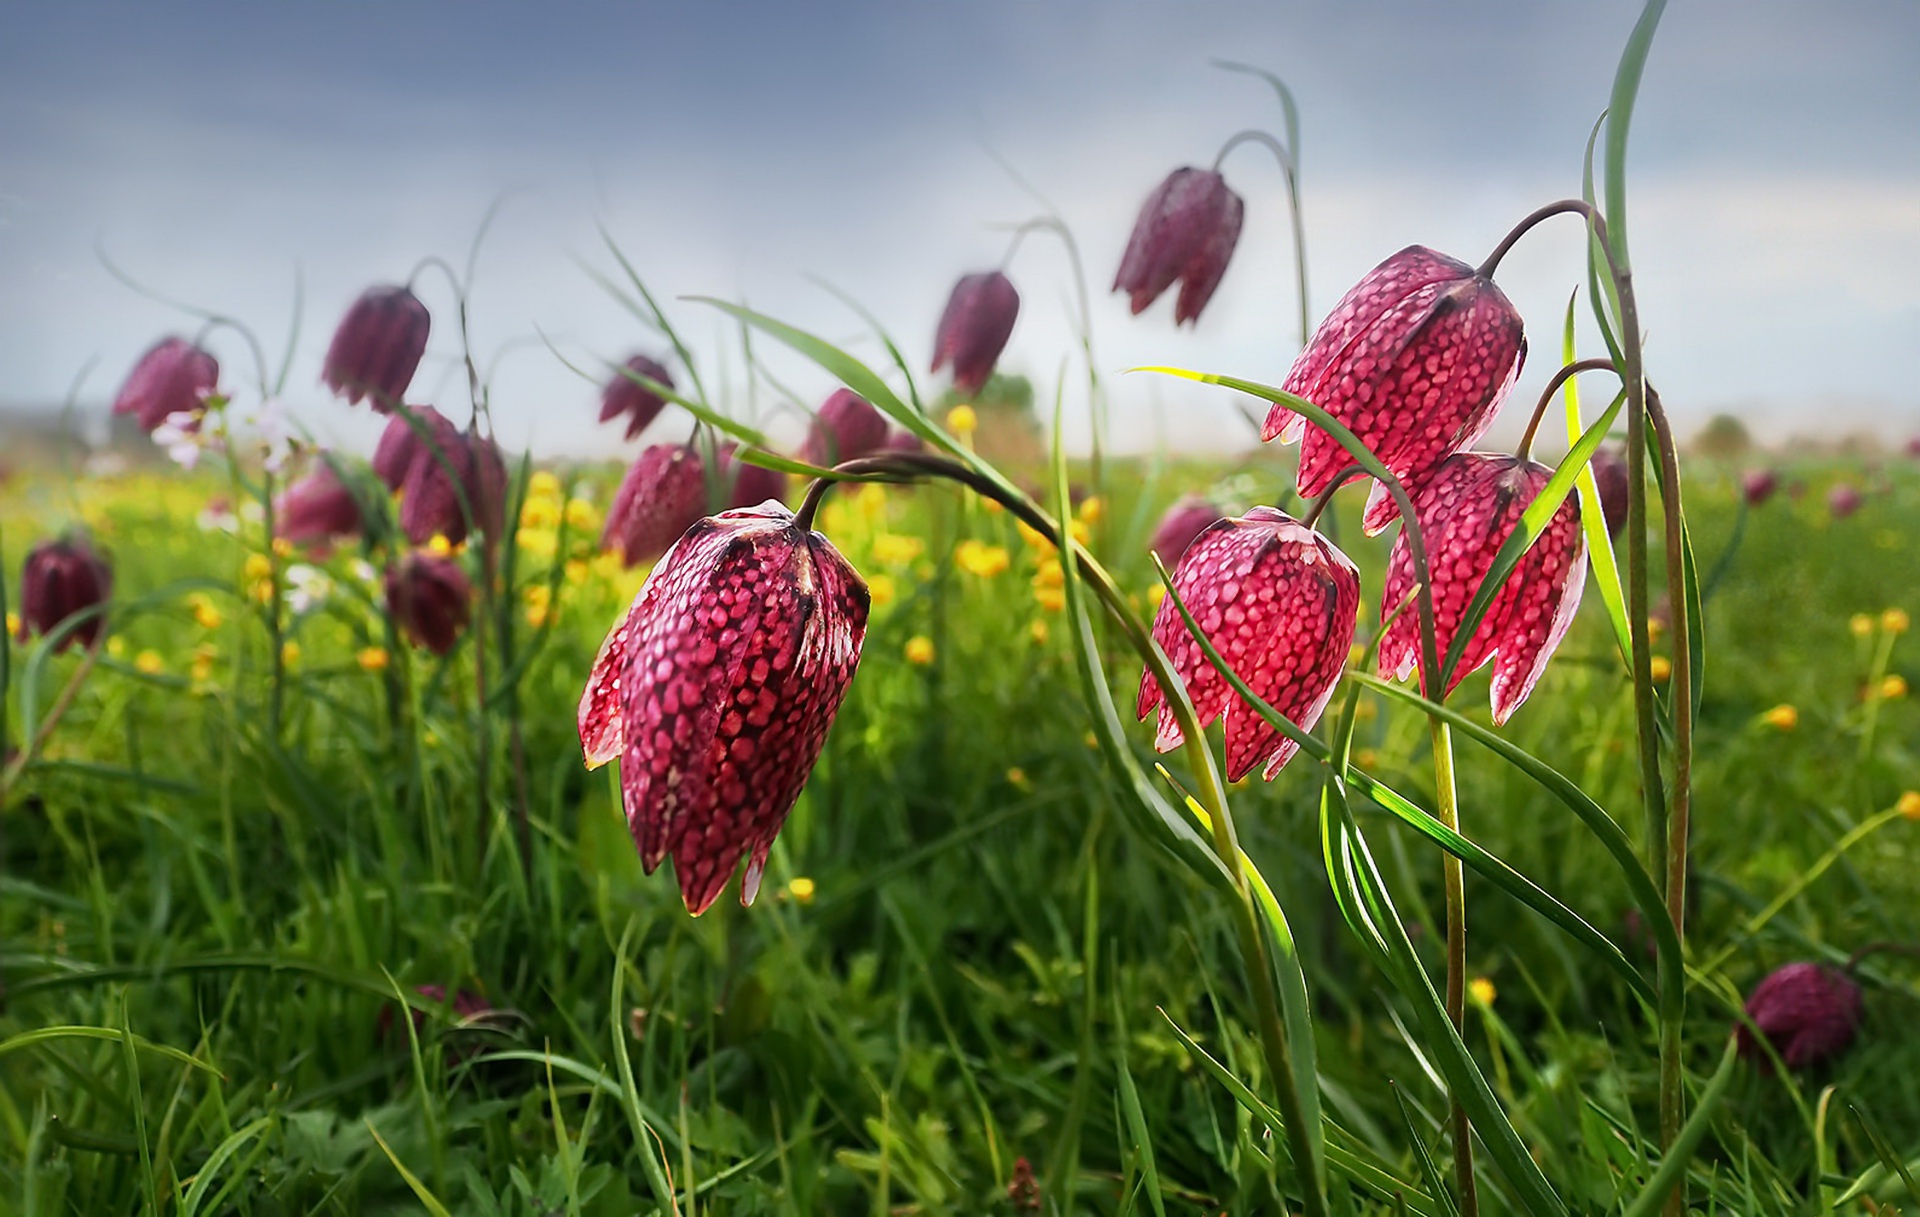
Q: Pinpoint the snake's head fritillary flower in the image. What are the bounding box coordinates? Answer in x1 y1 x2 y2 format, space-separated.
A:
322 285 430 412
1148 495 1225 564
577 502 870 915
1137 507 1359 781
1738 962 1863 1071
881 429 926 455
932 271 1019 397
18 536 113 652
1377 453 1586 724
1264 246 1526 534
1742 468 1778 507
601 354 674 441
113 337 218 433
372 405 452 491
1828 482 1862 520
601 443 707 568
717 443 787 509
1113 167 1245 325
801 389 889 467
1591 444 1630 538
385 552 472 655
397 423 507 547
274 459 364 552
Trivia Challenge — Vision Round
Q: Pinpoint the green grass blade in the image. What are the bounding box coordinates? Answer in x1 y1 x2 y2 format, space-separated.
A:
1560 295 1631 664
367 1118 455 1217
179 1115 272 1217
1619 1036 1736 1217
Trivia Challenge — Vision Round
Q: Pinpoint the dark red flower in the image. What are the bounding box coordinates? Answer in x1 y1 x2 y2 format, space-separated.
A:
1148 495 1224 564
1828 482 1862 520
601 355 674 441
17 536 113 652
1137 507 1358 781
113 337 218 433
800 389 889 467
1906 435 1920 459
1113 167 1244 325
1738 962 1862 1071
372 405 455 491
578 501 870 914
1264 245 1526 533
932 271 1019 397
275 459 364 551
881 429 926 455
385 553 472 655
1742 468 1778 507
601 443 707 568
396 424 507 547
322 285 430 412
1377 453 1586 724
717 444 787 509
1591 444 1630 538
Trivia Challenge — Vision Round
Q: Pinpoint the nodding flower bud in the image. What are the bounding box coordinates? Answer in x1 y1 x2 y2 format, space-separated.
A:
113 337 218 433
578 501 870 914
601 355 674 441
881 429 926 455
1377 453 1586 724
274 459 365 552
1113 167 1244 325
600 443 707 568
932 271 1019 397
800 389 889 467
18 536 113 652
1738 962 1863 1071
394 422 507 548
1742 468 1778 507
372 405 453 491
1828 482 1862 520
717 443 787 509
1591 444 1631 539
385 552 472 655
1137 507 1359 781
322 285 430 412
1265 245 1526 534
1148 495 1225 565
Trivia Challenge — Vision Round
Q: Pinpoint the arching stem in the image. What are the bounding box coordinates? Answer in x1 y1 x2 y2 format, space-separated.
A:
1211 127 1311 348
1516 358 1619 460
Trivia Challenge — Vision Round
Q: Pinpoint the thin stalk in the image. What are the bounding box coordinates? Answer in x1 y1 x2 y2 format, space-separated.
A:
1211 128 1310 348
1429 718 1476 1217
0 645 104 806
1645 391 1693 940
1515 359 1619 461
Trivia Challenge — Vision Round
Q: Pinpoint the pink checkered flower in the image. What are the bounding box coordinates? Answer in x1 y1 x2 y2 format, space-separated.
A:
1377 453 1586 723
1265 246 1526 533
600 443 707 568
18 536 113 652
385 552 472 655
1137 507 1358 781
716 443 787 509
1113 167 1244 325
1738 962 1863 1071
275 459 364 551
932 271 1019 397
113 337 218 433
601 354 674 441
578 502 870 914
322 285 430 412
800 389 890 467
394 422 507 548
1148 495 1225 565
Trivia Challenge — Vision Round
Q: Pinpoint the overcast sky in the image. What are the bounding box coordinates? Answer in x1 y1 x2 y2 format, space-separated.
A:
3 2 1918 459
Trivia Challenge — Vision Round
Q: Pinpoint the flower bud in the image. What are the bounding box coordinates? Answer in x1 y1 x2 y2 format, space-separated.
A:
322 285 430 412
1741 468 1778 507
717 444 787 509
1828 482 1862 520
389 417 507 547
18 536 113 651
601 354 674 440
1149 495 1224 565
1113 167 1244 325
113 337 218 433
1738 962 1862 1070
385 552 472 655
800 389 889 467
881 429 926 454
601 443 706 567
932 271 1019 397
1590 444 1630 538
275 459 364 552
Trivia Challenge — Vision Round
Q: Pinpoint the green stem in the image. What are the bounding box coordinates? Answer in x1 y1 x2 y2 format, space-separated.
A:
1429 718 1477 1217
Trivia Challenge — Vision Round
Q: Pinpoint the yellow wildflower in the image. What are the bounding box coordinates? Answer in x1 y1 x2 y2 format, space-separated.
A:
786 877 817 905
856 483 887 519
358 646 391 672
1468 978 1497 1007
1649 656 1672 682
1030 619 1049 645
281 641 302 667
520 495 561 529
271 537 294 559
1147 584 1167 609
867 573 896 608
1355 748 1379 768
189 594 223 630
981 497 1002 514
190 645 217 683
1031 558 1064 590
243 553 273 581
527 470 563 500
871 534 924 565
134 650 164 675
1884 608 1911 635
1035 587 1066 613
1006 767 1029 788
108 637 126 658
1898 791 1920 820
1850 613 1876 638
1068 519 1090 546
564 559 591 586
904 635 935 665
516 527 558 559
1761 704 1798 731
5 611 19 636
947 404 978 436
591 551 625 581
1881 674 1908 700
1076 495 1104 525
426 535 453 557
1015 519 1053 551
954 540 1010 578
565 498 600 532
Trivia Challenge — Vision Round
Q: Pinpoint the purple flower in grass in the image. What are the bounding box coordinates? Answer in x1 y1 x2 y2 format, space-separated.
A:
601 354 674 440
1591 444 1630 538
1377 453 1586 724
579 502 870 915
717 443 787 509
1739 962 1862 1071
323 285 430 412
1265 245 1526 534
801 389 889 467
932 271 1019 397
275 459 364 552
1137 507 1359 781
1828 482 1862 520
385 553 471 655
601 443 707 568
114 337 218 433
1742 468 1778 507
18 537 113 652
1148 495 1225 565
1113 167 1244 325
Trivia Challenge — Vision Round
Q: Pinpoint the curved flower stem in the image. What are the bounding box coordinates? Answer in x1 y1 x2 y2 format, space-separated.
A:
1211 127 1311 348
997 216 1104 486
1644 389 1693 946
1515 358 1620 461
0 643 104 810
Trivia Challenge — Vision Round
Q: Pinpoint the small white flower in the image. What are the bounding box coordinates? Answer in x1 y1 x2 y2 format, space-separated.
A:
285 563 334 614
153 410 214 470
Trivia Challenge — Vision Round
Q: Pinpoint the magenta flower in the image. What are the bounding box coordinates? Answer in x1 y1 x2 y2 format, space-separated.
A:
1113 167 1244 325
1264 245 1526 533
601 354 674 441
1738 962 1863 1071
578 501 870 914
113 337 218 433
601 443 707 568
800 389 889 467
881 429 926 455
18 536 113 652
1828 482 1862 520
1742 468 1778 507
717 443 787 509
1377 453 1586 723
372 406 455 491
385 552 472 655
932 271 1019 397
394 423 507 547
275 460 364 551
1148 495 1224 564
322 285 430 412
1137 507 1359 781
1591 444 1630 538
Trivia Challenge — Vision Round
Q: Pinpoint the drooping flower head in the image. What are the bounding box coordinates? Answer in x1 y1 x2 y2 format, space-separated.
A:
1828 482 1862 520
18 536 113 652
800 389 889 467
1148 495 1225 565
601 443 707 568
1265 245 1526 533
1742 468 1779 507
601 354 674 440
322 285 430 412
1591 444 1631 538
372 405 453 491
1738 962 1863 1071
578 502 871 914
1377 453 1586 723
385 552 472 655
1137 507 1359 781
396 422 507 547
113 337 218 433
717 443 787 509
881 428 926 455
275 459 365 552
932 271 1019 397
1113 167 1245 325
